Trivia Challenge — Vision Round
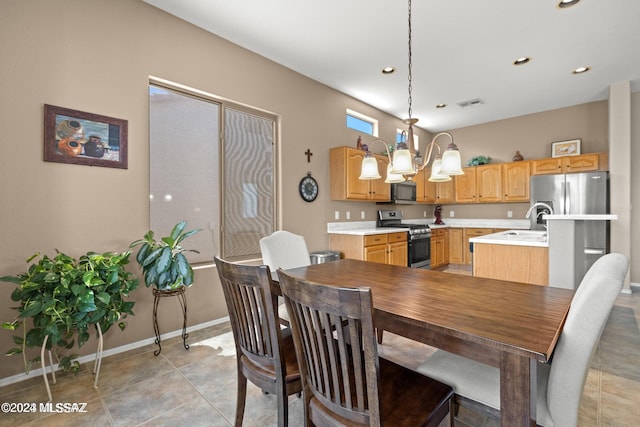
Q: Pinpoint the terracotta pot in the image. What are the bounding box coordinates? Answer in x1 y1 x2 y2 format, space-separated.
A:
58 138 82 156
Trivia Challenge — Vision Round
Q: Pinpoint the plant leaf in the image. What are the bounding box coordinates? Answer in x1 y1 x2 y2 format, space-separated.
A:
19 300 43 318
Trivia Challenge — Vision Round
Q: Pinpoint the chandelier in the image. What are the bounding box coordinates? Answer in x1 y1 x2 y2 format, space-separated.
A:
359 0 464 183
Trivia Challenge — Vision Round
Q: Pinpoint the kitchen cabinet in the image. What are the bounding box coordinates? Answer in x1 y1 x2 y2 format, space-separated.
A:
476 164 503 202
330 232 408 267
415 168 437 203
502 161 530 202
330 147 390 201
454 167 477 203
454 164 507 203
448 228 465 264
473 243 548 286
531 153 608 175
430 228 449 269
464 228 495 265
435 179 454 204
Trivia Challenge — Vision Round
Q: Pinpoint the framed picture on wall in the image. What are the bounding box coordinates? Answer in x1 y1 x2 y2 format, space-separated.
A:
44 104 128 169
551 138 581 158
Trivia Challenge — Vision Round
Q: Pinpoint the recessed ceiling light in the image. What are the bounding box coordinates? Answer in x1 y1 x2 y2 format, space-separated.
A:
558 0 580 9
382 67 395 74
436 104 446 109
572 66 590 74
513 57 531 66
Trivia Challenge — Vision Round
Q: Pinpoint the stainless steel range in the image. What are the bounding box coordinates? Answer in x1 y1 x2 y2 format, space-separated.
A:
377 210 431 269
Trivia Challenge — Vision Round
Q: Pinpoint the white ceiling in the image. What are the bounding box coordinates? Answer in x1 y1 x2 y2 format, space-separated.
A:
144 0 640 132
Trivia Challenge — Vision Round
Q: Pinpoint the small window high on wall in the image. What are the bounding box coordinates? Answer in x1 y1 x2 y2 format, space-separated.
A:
149 82 275 263
346 109 378 136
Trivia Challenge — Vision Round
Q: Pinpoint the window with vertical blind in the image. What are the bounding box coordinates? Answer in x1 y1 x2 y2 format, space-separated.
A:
149 82 275 264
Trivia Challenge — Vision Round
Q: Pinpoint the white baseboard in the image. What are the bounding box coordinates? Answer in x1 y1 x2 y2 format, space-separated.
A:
0 316 230 388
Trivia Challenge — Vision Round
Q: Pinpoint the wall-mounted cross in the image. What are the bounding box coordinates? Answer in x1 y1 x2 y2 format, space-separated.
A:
305 148 313 163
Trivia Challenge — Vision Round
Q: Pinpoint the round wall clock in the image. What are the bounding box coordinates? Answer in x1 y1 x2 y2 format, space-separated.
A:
299 172 319 202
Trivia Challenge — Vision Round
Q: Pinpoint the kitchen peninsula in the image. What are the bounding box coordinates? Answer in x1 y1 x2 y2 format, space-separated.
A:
470 214 618 289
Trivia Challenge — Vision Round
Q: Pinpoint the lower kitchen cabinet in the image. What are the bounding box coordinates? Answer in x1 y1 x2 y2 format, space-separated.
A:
448 228 465 264
430 228 449 269
473 243 548 286
330 232 408 267
464 228 497 265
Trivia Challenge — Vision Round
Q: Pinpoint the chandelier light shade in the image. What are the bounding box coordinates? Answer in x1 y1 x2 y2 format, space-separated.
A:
390 148 415 175
358 0 464 183
440 141 464 175
385 163 405 183
359 154 382 180
428 157 452 182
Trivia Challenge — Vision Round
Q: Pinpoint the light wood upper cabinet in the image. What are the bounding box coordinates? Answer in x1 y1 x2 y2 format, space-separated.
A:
454 167 477 203
435 179 454 204
563 153 608 173
502 161 530 202
531 153 608 175
330 147 390 201
476 164 503 202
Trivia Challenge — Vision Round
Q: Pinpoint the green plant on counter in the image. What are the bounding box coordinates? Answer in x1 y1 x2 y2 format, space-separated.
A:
129 221 201 291
1 250 139 374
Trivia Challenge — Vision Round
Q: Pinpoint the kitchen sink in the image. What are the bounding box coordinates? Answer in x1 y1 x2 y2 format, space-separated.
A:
500 230 547 242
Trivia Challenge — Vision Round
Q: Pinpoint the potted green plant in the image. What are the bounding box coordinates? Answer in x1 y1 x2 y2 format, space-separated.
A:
129 221 201 290
1 250 139 374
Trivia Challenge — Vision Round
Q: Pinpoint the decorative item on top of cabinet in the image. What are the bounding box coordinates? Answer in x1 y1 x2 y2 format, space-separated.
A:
330 147 390 201
467 155 490 166
512 151 524 161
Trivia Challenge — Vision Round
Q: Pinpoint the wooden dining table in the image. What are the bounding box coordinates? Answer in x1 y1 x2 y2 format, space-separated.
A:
281 258 575 427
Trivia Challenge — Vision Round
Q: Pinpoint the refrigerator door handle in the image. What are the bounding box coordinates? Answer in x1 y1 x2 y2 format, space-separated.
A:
565 181 570 213
584 248 605 255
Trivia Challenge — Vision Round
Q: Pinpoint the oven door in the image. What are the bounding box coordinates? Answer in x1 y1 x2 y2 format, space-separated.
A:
408 234 431 269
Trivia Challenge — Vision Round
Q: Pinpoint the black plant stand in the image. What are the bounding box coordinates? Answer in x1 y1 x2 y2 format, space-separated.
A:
152 287 189 356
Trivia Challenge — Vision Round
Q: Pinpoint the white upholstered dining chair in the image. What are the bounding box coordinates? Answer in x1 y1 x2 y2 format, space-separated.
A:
416 252 629 427
259 230 311 322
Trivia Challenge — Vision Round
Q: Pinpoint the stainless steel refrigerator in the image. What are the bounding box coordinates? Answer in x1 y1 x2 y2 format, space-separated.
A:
530 171 609 276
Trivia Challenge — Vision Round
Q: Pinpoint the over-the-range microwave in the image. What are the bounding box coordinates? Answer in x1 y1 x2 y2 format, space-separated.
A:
389 181 417 204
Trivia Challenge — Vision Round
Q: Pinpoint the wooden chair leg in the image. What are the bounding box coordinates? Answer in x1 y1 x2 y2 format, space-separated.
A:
449 398 456 427
277 389 287 427
235 371 248 427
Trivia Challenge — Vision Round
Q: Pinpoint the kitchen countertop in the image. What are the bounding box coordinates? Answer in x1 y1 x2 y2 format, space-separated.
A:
469 230 548 248
327 219 530 235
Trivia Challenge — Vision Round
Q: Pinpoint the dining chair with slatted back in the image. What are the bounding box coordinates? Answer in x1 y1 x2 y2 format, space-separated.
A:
416 252 629 427
214 256 302 427
278 269 455 427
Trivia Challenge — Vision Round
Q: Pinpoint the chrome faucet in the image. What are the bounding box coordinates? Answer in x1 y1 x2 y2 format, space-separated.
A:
525 202 554 219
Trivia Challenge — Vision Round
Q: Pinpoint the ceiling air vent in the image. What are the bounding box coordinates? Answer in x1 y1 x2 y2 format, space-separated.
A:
457 98 484 108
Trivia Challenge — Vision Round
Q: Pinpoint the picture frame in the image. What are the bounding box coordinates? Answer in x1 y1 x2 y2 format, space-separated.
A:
551 138 581 158
44 104 128 169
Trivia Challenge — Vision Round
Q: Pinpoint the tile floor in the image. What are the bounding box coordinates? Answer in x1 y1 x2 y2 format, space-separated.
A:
0 269 638 426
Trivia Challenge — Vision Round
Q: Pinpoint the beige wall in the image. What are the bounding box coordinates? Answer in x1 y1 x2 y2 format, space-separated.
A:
0 0 425 380
0 0 634 381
